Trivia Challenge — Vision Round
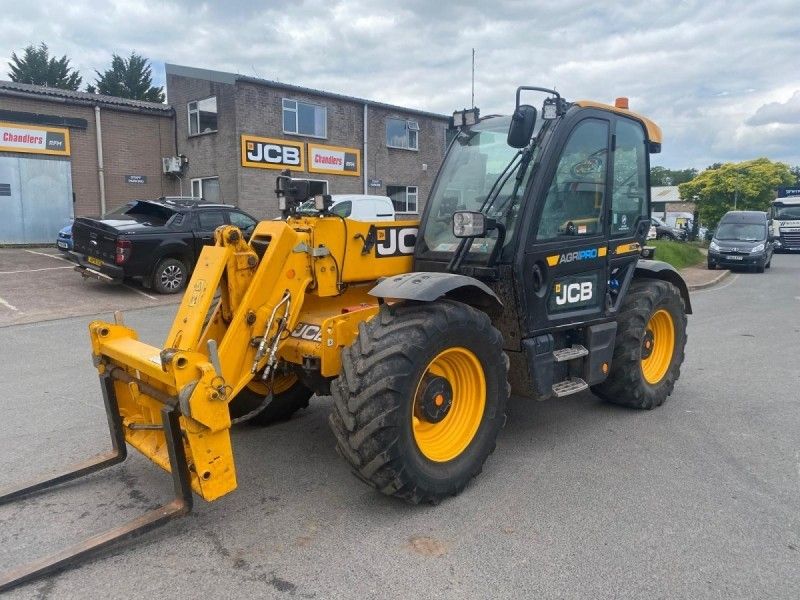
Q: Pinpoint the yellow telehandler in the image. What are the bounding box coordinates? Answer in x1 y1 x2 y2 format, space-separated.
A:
0 88 690 590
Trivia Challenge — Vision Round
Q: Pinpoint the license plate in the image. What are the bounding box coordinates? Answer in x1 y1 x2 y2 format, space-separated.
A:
727 255 743 261
87 256 103 267
57 241 68 249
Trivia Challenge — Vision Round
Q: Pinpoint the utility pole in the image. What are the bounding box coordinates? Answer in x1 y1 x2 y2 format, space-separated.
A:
471 48 475 108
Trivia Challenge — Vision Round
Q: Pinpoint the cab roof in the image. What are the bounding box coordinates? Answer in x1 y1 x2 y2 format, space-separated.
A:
574 100 662 145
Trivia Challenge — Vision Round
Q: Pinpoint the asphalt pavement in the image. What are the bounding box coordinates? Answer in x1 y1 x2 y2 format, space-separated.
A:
0 256 798 599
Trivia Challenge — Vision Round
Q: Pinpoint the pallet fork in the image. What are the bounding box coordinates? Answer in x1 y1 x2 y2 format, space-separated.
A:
0 371 193 592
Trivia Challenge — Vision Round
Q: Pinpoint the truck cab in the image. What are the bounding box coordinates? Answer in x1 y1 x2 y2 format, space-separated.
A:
770 196 800 252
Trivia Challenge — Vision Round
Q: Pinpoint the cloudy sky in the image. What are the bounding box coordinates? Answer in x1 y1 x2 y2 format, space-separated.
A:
2 0 798 169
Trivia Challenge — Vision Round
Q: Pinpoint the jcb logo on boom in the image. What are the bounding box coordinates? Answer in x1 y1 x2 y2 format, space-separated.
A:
290 323 322 342
375 227 418 258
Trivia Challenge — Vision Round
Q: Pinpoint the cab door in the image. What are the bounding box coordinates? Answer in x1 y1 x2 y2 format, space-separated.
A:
521 116 612 333
605 116 652 312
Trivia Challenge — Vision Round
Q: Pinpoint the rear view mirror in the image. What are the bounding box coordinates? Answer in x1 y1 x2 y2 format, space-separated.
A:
507 104 537 148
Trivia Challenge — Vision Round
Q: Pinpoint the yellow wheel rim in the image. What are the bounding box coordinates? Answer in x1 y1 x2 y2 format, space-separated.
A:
247 372 298 396
412 347 486 463
641 309 675 385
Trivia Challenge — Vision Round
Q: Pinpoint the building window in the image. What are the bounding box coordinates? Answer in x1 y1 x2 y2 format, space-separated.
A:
188 97 217 135
282 99 327 138
386 118 419 150
387 185 418 213
191 177 220 202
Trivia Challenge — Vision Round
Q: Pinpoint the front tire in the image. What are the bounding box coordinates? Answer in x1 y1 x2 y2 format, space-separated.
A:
593 280 687 409
329 300 509 504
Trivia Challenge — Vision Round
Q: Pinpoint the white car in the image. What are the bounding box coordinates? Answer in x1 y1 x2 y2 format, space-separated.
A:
647 224 657 240
299 194 396 221
328 194 395 221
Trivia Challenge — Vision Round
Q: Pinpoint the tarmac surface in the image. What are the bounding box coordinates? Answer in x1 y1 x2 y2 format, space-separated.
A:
0 254 798 599
0 247 179 327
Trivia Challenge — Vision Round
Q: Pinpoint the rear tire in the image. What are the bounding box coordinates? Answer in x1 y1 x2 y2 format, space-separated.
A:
593 280 687 409
329 300 509 504
152 258 188 294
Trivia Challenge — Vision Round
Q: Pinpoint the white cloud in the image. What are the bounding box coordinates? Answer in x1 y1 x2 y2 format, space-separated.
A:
1 0 798 169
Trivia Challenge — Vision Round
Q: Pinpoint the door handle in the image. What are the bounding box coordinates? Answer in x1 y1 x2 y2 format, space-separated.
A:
531 264 544 292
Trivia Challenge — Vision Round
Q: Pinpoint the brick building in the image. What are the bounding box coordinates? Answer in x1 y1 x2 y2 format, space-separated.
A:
0 80 177 243
166 64 450 219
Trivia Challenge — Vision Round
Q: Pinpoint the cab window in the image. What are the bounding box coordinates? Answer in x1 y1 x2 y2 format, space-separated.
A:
536 119 609 240
611 119 648 235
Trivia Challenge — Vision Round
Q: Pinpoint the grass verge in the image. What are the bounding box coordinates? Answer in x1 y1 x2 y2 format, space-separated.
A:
649 240 705 270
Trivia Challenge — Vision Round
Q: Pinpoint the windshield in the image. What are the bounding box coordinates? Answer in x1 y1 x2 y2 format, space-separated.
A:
420 116 539 261
715 223 765 241
774 205 800 220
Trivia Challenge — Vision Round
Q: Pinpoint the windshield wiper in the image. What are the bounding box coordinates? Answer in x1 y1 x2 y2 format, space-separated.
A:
446 150 523 273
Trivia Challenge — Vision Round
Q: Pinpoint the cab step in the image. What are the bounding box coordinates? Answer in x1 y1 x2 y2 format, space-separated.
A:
552 345 589 362
552 377 589 397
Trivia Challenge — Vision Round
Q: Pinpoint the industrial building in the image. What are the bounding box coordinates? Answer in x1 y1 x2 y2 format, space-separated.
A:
0 67 450 243
0 80 177 243
165 64 450 219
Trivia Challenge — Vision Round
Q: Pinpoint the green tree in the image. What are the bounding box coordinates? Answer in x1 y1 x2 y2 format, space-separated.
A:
679 158 795 229
87 52 164 103
7 42 82 90
650 166 697 186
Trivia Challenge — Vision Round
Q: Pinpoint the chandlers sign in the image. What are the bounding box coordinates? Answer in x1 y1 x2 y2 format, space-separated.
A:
307 143 360 177
241 135 305 170
0 122 70 156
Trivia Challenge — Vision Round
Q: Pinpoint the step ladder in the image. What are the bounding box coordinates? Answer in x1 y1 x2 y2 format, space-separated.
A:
551 344 590 397
552 344 588 362
552 377 589 397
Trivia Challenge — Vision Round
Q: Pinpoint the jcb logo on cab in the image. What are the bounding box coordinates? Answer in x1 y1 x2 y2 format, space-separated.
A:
554 282 593 306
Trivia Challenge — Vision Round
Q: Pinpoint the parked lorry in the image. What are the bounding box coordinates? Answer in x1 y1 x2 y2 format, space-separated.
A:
769 195 800 252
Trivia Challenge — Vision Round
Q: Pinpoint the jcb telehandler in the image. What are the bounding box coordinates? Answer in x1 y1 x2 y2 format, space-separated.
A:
0 87 690 590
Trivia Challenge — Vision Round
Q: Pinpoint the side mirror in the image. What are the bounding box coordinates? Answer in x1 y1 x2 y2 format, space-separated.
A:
453 211 494 238
507 104 537 148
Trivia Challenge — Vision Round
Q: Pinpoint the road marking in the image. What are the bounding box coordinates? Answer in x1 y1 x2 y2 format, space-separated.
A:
123 284 157 301
25 249 72 263
693 273 740 293
0 266 73 275
0 297 20 312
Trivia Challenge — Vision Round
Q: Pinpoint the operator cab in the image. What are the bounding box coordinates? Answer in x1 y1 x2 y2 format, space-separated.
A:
415 87 670 344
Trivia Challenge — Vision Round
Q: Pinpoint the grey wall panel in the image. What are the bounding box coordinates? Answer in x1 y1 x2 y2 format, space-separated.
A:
18 157 73 243
0 157 24 244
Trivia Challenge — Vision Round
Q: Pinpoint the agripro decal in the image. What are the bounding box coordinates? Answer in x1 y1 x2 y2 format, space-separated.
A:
548 274 599 312
375 226 418 258
307 143 361 177
241 135 305 170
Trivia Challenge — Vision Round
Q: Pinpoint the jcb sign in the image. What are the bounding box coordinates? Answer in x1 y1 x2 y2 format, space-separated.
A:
241 135 305 170
548 274 598 312
375 226 418 258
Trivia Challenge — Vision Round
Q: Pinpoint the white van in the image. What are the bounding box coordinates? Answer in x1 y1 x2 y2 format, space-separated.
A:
328 195 395 221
